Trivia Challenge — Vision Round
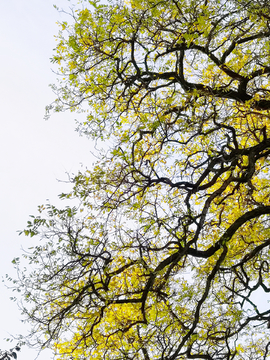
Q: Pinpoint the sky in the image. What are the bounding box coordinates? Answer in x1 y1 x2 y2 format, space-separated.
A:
0 1 94 359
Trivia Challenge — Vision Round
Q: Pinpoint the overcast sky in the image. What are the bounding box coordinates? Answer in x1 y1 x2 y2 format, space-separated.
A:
0 1 93 359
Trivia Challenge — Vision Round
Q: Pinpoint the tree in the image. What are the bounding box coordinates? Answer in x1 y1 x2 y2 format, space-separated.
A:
13 0 270 359
0 345 20 360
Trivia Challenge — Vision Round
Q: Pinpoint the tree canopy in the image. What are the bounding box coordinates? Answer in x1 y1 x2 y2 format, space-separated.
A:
0 345 20 360
13 0 270 359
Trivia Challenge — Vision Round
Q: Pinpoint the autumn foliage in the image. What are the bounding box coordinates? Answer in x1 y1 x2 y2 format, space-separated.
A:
14 0 270 359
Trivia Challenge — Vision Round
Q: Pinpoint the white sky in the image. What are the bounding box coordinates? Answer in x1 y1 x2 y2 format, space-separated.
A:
0 1 94 359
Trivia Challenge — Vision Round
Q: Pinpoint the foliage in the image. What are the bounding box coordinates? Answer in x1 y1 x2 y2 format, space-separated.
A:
0 345 20 360
13 0 270 359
